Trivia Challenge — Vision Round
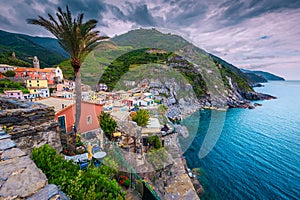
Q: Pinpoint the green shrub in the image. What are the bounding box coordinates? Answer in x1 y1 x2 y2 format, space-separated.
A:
98 112 117 139
154 99 161 104
148 135 162 149
32 145 125 200
132 109 150 127
0 79 29 94
2 70 16 77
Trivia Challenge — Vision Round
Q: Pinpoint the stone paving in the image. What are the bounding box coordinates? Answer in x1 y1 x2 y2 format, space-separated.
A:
0 127 69 200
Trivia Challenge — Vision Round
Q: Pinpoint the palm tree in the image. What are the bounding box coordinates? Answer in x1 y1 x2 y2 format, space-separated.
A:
27 6 108 131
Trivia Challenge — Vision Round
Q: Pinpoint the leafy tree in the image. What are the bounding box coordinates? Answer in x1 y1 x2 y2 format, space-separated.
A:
98 111 117 139
27 6 108 130
2 70 16 77
132 109 150 127
148 135 162 149
32 145 125 200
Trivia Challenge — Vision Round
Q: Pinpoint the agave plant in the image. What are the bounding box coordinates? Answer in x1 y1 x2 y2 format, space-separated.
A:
27 6 108 130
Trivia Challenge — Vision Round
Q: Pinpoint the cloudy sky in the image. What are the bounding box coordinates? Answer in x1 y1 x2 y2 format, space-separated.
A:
0 0 299 79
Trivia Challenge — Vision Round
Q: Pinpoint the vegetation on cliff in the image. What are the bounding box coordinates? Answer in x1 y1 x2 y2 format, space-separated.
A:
99 48 171 90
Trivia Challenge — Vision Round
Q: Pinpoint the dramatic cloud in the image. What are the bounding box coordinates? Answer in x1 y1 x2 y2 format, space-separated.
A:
0 0 299 79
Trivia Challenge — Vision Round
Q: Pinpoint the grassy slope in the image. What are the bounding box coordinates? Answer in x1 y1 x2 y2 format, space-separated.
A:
0 51 31 67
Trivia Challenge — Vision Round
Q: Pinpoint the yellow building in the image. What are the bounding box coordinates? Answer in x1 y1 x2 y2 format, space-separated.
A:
26 79 49 98
26 79 48 88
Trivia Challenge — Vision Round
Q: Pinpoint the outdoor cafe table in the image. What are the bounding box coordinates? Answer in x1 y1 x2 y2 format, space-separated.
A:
93 151 107 161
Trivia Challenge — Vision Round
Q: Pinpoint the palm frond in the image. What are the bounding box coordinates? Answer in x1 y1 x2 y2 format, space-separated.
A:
27 5 109 64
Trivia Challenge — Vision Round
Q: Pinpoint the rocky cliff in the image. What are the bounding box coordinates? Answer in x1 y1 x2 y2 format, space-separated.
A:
96 29 276 114
0 126 68 199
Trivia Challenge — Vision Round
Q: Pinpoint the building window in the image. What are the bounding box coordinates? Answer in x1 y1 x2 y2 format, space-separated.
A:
37 80 39 83
18 93 20 95
29 80 31 83
10 93 13 95
29 84 32 87
87 115 92 125
37 84 39 86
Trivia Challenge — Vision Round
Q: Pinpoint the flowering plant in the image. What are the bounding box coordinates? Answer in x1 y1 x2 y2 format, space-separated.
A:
119 175 130 188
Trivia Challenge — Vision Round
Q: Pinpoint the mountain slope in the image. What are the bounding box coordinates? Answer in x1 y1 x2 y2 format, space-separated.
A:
0 30 68 68
95 29 275 109
242 69 285 81
242 72 268 83
112 28 190 51
0 51 31 67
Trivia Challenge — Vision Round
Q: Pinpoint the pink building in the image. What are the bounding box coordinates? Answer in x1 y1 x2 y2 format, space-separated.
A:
4 90 24 100
55 102 103 134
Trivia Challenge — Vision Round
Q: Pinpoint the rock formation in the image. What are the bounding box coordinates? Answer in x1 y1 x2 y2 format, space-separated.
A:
0 95 62 154
0 127 68 199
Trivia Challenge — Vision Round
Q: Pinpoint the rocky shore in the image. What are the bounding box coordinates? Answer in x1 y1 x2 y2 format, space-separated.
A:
155 132 201 200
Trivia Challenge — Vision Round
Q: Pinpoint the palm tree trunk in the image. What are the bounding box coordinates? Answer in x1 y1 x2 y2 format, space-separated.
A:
74 69 82 131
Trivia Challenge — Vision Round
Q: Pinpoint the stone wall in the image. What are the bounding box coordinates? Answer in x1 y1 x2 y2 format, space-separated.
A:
0 96 55 127
0 127 69 199
0 96 62 154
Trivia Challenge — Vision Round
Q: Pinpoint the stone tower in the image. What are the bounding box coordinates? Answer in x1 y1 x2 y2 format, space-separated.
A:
11 52 16 59
33 56 40 69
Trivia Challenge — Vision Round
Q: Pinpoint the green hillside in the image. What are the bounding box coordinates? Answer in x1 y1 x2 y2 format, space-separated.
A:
112 28 189 51
244 69 285 81
0 51 31 67
0 30 68 68
56 29 254 97
110 29 252 93
243 72 268 83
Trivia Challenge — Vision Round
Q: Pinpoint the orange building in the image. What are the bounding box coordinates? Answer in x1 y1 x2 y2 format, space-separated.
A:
14 67 62 85
55 102 103 134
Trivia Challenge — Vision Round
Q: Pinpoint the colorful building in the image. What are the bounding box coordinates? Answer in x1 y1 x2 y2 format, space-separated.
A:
44 67 63 81
14 67 63 85
26 79 49 98
26 79 48 88
4 90 24 100
0 64 15 73
55 102 103 134
29 88 50 98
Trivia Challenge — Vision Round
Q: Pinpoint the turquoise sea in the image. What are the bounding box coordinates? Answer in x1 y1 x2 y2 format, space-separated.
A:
180 81 300 199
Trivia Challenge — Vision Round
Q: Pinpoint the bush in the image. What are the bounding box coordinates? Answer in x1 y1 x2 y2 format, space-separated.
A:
2 70 16 77
131 109 150 127
0 79 29 94
98 112 117 139
148 135 162 149
154 99 161 104
32 145 125 200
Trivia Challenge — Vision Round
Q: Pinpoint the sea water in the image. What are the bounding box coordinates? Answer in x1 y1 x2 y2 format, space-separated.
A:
180 81 300 199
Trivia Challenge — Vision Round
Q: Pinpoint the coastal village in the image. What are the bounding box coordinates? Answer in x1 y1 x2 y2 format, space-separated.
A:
0 55 202 199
